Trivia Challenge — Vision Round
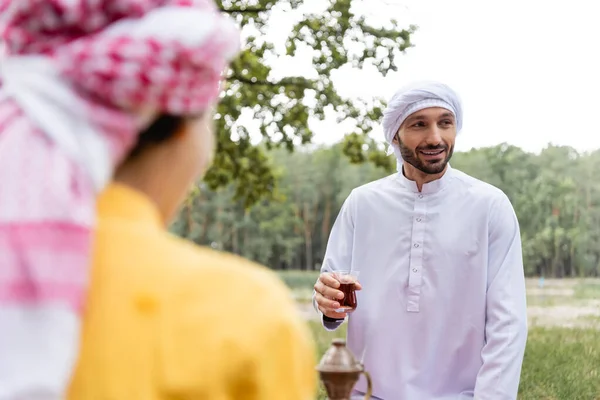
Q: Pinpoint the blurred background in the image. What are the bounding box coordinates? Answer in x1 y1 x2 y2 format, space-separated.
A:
172 1 600 398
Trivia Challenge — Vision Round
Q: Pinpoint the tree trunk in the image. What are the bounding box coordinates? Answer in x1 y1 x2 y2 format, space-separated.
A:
321 196 332 269
215 205 223 250
185 202 193 239
232 224 239 255
198 197 211 245
303 202 313 271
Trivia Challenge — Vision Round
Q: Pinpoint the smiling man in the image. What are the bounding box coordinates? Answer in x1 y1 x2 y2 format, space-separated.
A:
313 81 528 399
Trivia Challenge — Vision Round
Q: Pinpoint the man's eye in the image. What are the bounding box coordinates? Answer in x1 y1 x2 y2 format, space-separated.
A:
412 122 425 127
440 120 453 126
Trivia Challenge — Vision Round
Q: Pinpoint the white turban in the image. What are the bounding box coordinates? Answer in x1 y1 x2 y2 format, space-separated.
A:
381 81 463 169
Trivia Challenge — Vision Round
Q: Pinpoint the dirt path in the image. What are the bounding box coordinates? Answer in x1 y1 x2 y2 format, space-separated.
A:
297 278 600 329
296 302 600 328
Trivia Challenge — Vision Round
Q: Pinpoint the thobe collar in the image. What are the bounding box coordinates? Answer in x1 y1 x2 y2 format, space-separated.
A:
97 182 163 229
396 163 455 194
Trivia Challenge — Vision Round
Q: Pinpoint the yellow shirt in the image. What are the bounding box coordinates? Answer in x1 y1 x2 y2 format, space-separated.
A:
68 183 317 400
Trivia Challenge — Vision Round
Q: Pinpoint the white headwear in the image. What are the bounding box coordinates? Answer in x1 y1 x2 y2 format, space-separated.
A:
381 81 463 171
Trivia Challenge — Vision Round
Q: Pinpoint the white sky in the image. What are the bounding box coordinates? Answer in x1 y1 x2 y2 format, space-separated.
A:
248 0 600 154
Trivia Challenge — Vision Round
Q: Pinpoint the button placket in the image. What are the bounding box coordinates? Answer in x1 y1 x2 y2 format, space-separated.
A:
407 192 427 312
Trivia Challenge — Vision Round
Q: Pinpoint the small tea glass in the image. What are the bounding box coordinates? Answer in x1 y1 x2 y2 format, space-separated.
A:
332 270 360 313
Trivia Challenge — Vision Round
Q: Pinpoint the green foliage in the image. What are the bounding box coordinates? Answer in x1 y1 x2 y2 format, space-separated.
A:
172 142 386 270
173 143 600 278
205 0 416 207
452 145 600 278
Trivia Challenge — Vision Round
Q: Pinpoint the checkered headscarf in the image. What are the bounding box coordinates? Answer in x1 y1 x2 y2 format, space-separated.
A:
0 1 240 397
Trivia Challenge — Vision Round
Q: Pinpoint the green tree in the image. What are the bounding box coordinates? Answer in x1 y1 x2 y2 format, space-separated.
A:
206 0 416 207
173 138 600 277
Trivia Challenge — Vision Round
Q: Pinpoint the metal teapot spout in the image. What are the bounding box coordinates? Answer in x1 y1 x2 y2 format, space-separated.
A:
316 338 372 400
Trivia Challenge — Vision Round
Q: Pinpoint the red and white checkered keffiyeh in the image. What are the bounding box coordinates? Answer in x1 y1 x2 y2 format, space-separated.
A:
0 0 240 397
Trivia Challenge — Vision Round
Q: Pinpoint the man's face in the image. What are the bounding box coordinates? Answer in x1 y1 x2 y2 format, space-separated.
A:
393 107 457 175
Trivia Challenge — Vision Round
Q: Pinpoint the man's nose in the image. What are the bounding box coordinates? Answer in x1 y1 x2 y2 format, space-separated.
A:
424 126 443 145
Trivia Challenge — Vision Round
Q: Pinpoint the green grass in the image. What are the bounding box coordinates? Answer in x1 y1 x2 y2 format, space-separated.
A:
526 295 560 307
574 281 600 300
308 322 600 400
277 270 320 290
577 314 600 325
278 270 320 303
518 327 600 399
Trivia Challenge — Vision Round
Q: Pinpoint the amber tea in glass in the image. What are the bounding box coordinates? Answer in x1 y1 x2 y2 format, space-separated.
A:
332 270 360 313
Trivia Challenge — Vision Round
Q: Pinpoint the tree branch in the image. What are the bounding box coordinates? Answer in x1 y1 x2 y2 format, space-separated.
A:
219 7 270 14
229 75 312 88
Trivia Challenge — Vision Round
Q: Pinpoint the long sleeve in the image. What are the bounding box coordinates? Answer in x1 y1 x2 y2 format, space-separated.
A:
474 193 528 399
312 191 356 331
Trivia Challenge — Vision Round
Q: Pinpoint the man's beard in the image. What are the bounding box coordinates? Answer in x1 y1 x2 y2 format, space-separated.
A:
398 138 454 175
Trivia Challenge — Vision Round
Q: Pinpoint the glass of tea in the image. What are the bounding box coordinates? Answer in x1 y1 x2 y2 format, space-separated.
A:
332 270 360 313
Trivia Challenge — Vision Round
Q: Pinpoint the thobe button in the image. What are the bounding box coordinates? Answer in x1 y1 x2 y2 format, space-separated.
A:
414 243 419 248
416 217 422 222
412 268 418 272
418 194 423 199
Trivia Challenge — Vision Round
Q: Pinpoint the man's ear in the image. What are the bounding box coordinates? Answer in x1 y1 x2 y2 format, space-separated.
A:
392 133 399 145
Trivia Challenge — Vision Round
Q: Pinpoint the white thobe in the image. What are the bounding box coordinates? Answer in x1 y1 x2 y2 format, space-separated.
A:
314 165 528 400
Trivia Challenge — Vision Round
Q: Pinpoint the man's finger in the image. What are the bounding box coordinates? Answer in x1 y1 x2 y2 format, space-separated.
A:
319 272 340 288
354 281 363 290
314 279 345 301
314 291 341 311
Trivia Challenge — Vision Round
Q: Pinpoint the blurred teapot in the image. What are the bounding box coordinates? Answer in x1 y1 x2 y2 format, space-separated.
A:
316 338 372 400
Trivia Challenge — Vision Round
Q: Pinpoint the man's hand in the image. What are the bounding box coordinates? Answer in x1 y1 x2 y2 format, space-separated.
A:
314 272 362 319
